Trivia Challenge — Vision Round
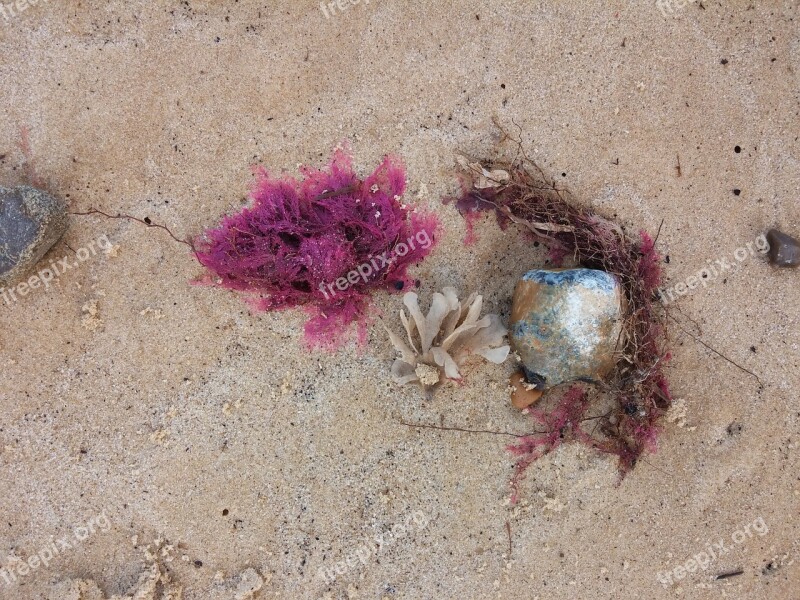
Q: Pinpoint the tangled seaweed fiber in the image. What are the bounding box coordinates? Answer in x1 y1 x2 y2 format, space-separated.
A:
196 147 439 348
453 154 671 502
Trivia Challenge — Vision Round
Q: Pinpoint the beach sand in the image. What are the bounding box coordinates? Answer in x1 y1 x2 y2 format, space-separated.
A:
0 1 798 598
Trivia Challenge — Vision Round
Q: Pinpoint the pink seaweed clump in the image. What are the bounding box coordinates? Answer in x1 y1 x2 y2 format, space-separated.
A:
195 147 438 348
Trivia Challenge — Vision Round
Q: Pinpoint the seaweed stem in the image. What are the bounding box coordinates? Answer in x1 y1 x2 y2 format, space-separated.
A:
69 208 198 255
399 419 527 438
667 313 762 387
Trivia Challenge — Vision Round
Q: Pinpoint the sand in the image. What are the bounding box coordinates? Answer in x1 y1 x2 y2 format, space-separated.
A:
0 1 798 598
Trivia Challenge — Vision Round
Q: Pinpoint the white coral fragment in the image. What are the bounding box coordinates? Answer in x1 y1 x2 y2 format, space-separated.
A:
385 287 510 389
455 155 510 189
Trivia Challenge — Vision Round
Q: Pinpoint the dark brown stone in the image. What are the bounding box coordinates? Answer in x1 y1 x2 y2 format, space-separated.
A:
767 229 800 268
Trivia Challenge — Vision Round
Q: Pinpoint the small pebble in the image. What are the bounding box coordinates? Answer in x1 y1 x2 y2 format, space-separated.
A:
0 185 68 286
509 371 543 409
766 229 800 268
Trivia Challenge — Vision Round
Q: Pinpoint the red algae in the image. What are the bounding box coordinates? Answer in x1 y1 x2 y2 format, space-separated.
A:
196 147 439 348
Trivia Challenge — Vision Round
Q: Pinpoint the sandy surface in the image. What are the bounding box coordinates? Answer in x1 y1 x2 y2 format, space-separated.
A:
1 1 798 598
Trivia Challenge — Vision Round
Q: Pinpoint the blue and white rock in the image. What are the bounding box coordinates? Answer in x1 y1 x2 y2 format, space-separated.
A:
0 186 68 286
510 268 623 389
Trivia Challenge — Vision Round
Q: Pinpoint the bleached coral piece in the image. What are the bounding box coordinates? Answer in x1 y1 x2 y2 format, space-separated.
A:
385 287 510 391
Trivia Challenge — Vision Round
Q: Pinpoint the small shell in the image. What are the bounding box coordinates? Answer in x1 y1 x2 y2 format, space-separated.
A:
509 372 543 410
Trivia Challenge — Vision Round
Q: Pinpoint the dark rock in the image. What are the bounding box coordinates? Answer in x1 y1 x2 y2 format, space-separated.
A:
766 229 800 268
0 186 68 286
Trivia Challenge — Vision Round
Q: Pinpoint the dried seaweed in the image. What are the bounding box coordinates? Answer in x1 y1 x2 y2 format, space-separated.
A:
195 146 439 348
452 143 671 500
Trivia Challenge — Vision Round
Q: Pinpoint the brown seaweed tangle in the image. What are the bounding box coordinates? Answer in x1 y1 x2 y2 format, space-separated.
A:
451 125 672 501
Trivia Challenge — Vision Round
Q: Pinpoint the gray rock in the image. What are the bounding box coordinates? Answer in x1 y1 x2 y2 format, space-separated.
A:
766 229 800 268
0 186 68 286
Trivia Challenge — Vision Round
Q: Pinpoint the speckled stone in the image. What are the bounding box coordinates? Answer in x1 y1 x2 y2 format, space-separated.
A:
766 229 800 268
0 186 68 286
510 268 623 389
